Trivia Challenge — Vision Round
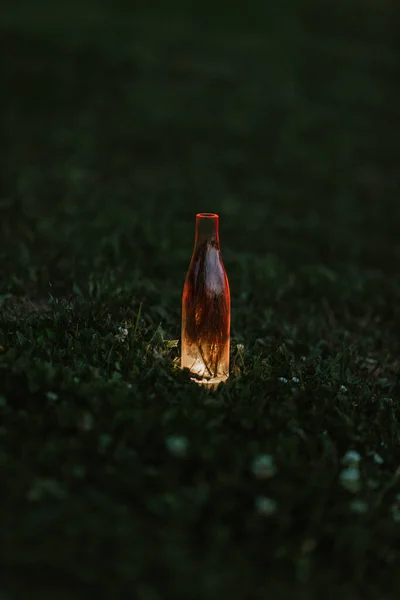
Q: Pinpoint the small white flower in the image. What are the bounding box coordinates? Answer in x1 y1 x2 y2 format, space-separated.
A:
301 356 306 362
166 435 188 458
340 385 348 393
278 377 288 383
380 397 393 405
292 377 300 384
373 452 384 465
46 391 58 401
255 496 277 516
349 500 368 514
342 450 361 467
340 467 361 493
251 454 276 479
236 344 244 351
115 327 129 342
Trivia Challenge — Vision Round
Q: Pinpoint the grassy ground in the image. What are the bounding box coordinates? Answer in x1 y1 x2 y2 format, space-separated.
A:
1 1 400 598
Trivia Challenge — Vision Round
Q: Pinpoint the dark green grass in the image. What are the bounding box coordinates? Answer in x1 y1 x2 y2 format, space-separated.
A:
1 1 400 598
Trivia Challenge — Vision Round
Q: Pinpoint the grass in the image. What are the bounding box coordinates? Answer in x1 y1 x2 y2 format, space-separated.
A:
0 1 400 598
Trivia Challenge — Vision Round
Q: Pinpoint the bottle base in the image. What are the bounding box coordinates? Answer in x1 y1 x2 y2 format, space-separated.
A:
189 374 228 390
181 347 229 387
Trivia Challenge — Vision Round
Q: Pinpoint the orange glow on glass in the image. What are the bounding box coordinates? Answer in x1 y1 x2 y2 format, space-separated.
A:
181 213 231 385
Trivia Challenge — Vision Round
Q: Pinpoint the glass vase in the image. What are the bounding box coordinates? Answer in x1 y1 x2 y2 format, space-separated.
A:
181 212 230 385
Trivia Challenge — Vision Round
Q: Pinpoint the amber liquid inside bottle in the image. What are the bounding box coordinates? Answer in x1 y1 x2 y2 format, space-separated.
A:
181 213 231 385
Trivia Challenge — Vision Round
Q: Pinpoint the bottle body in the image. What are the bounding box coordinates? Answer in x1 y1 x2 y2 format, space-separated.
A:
181 213 230 385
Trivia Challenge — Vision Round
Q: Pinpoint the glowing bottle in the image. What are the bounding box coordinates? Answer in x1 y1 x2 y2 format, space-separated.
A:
181 213 230 385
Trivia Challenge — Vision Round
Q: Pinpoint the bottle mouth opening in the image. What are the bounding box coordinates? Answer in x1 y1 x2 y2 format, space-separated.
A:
197 212 219 219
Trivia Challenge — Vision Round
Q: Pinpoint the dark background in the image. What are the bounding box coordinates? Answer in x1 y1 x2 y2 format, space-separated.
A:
1 1 400 599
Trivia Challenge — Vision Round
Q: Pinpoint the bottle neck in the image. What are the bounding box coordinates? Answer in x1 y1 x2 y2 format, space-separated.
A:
194 213 220 249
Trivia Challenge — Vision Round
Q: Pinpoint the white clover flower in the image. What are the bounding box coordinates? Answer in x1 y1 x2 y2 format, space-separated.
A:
278 377 288 383
340 385 348 393
255 496 277 516
373 452 384 465
340 467 361 493
292 377 300 384
251 454 276 479
115 327 129 342
236 344 244 351
349 500 368 514
342 450 361 467
166 435 188 458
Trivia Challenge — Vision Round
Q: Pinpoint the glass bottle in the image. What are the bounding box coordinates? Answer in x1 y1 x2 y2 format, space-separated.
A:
181 212 231 385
